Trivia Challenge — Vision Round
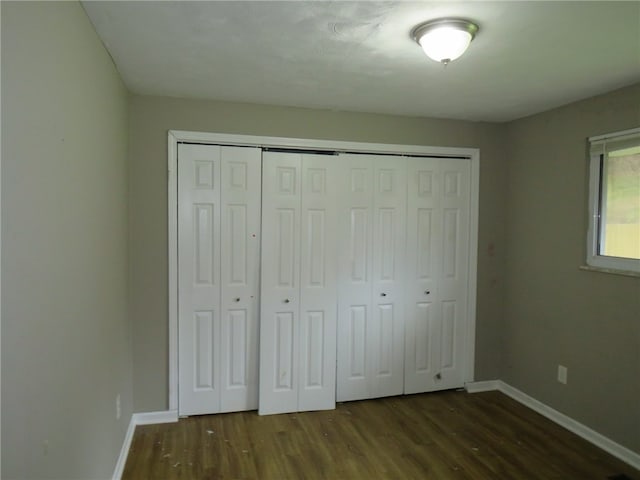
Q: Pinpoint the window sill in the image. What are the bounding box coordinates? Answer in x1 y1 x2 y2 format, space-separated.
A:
579 265 640 278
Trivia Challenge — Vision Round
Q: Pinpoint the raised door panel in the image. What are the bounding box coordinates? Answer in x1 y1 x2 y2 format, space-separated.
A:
370 156 406 399
298 155 338 411
259 152 301 415
336 155 373 402
220 146 261 412
275 312 295 390
178 143 222 415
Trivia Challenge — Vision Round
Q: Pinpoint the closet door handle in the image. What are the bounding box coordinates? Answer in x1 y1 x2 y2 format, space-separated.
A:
424 290 430 295
283 299 290 304
380 293 387 297
234 298 240 302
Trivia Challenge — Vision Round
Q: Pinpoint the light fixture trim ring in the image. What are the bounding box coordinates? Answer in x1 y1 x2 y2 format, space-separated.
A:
411 18 480 44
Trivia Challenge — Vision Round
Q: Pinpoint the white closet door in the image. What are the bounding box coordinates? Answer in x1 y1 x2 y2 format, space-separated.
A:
298 154 338 411
437 158 470 390
404 158 441 394
260 152 338 415
404 157 471 393
178 144 261 416
336 154 407 401
178 144 222 415
259 152 301 415
219 146 261 412
336 155 374 401
370 156 407 398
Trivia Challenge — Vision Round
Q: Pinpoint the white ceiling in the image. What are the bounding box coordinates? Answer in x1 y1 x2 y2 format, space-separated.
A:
82 1 640 122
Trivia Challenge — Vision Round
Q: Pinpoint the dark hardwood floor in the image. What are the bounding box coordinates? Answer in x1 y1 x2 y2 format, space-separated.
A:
123 390 639 479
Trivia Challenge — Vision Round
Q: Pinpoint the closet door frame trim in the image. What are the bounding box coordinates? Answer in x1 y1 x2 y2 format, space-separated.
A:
168 130 479 412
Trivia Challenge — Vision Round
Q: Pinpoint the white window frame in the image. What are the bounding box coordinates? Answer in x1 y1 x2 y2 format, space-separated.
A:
586 127 640 274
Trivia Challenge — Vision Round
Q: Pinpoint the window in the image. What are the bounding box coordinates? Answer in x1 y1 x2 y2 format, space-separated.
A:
587 127 640 273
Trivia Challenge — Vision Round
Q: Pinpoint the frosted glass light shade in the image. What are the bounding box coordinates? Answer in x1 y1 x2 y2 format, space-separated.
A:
419 28 472 63
413 19 479 65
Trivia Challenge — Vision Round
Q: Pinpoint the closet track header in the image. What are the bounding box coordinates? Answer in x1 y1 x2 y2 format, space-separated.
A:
173 130 477 161
179 141 469 160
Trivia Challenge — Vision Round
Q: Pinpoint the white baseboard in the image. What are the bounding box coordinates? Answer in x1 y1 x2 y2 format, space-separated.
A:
112 416 136 480
467 379 640 471
133 409 179 425
465 380 500 393
112 410 178 479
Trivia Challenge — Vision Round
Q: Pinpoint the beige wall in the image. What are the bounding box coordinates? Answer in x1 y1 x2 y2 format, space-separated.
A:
503 83 640 453
1 2 132 478
129 95 508 411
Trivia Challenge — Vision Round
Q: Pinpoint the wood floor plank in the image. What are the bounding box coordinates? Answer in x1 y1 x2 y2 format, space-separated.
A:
123 391 639 480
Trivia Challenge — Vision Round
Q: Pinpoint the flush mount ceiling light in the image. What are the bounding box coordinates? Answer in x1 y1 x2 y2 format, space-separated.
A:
412 18 479 65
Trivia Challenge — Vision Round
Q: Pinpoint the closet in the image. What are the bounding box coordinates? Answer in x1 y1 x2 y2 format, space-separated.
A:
175 139 474 417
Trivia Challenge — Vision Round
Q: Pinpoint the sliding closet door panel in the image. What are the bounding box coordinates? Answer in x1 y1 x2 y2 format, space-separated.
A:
370 156 407 398
336 155 374 401
259 152 301 415
404 158 441 394
220 146 261 412
298 155 338 411
437 159 471 390
178 144 222 415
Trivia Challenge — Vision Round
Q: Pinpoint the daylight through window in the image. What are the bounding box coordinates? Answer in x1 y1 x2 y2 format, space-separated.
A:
587 128 640 273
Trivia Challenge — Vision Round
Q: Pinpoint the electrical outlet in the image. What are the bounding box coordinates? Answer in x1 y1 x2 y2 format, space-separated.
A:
557 365 568 384
116 394 121 420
